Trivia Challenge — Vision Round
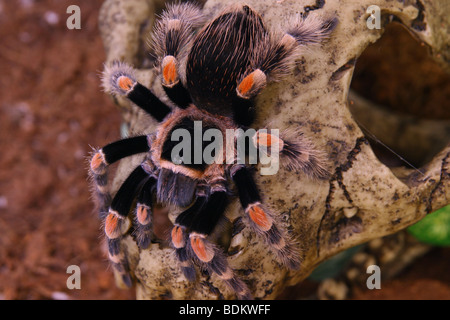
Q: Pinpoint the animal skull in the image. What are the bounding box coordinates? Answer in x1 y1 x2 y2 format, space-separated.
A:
97 0 450 299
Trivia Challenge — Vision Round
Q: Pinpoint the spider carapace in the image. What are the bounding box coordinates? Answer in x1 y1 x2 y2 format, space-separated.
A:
90 3 336 299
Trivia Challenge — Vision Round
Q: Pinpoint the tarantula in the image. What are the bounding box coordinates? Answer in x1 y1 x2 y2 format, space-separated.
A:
90 3 336 299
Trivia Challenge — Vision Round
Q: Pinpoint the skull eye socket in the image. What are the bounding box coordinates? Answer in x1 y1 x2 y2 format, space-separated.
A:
349 23 450 170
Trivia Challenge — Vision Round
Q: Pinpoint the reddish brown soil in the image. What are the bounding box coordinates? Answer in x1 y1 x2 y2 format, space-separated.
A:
0 1 448 300
0 0 132 300
351 247 450 300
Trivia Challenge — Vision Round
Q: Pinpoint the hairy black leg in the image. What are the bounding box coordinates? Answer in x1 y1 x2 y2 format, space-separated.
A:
191 190 252 299
102 136 150 164
162 80 192 108
230 31 297 127
234 35 297 105
107 248 133 288
105 165 150 254
102 62 171 122
230 34 295 126
89 136 152 288
171 196 206 282
127 82 172 121
232 14 337 125
151 3 205 108
89 135 150 218
249 128 330 179
231 165 300 270
133 177 157 249
189 191 228 236
159 53 192 108
171 184 251 299
231 96 256 127
286 14 338 46
103 164 150 288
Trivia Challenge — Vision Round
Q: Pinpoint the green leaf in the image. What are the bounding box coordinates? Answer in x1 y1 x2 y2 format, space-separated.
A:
407 205 450 246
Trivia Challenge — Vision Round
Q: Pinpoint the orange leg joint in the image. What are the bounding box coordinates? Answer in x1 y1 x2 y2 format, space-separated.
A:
190 234 215 263
247 204 273 232
236 69 266 99
162 55 179 87
105 211 123 239
171 225 185 249
136 205 151 225
255 131 284 152
117 75 135 91
90 151 106 174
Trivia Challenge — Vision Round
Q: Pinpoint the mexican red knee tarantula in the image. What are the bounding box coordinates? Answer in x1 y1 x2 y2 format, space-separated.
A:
90 2 336 299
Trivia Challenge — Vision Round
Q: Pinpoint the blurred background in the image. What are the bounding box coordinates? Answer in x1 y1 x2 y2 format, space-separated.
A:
0 0 132 299
0 0 449 300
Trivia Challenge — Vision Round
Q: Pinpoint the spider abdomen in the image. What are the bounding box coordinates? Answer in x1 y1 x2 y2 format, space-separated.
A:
186 6 266 116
